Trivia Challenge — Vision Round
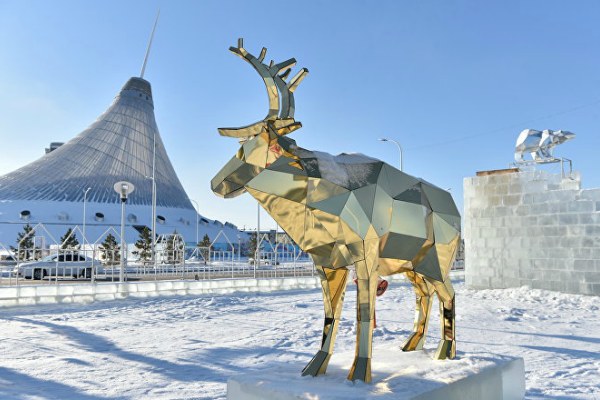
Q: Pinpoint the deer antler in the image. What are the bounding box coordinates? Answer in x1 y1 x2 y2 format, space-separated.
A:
218 38 309 138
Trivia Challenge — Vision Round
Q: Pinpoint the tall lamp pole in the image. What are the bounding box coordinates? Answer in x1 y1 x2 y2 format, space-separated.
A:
82 187 91 249
256 203 261 274
150 129 157 270
188 199 200 246
114 181 135 282
378 137 404 171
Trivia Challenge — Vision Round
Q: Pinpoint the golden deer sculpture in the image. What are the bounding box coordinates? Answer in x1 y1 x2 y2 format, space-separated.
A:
211 39 460 383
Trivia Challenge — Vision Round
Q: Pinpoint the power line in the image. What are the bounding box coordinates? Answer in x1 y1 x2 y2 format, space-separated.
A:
406 98 600 151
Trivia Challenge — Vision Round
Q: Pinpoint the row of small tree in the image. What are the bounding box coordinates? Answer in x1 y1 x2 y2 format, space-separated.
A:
10 224 211 265
12 224 121 264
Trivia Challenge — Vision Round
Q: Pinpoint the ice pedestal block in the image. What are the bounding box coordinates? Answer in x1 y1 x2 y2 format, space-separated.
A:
226 351 525 400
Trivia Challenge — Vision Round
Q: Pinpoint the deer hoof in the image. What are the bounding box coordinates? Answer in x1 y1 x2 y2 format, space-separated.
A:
401 333 425 352
434 339 456 360
347 356 372 383
302 350 331 377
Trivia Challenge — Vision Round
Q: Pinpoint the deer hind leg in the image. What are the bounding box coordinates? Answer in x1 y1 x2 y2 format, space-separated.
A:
302 266 349 377
348 256 379 383
430 278 456 360
401 271 434 352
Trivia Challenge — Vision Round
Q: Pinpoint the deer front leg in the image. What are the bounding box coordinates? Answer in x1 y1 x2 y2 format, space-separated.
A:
431 279 456 360
401 272 434 352
347 259 378 383
302 266 349 377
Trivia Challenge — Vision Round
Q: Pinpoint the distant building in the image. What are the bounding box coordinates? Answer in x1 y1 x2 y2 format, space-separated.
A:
0 76 240 246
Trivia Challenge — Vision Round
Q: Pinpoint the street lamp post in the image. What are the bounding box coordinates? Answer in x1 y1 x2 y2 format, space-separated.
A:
144 173 158 273
188 199 200 246
274 224 279 272
256 203 261 276
145 173 157 269
82 187 91 249
378 137 404 171
114 181 135 282
151 130 157 270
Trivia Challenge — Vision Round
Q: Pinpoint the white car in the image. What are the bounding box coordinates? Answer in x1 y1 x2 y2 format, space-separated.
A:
14 253 99 280
248 256 280 266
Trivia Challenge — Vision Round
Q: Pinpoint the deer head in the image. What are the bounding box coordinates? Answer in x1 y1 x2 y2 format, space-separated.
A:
212 39 308 198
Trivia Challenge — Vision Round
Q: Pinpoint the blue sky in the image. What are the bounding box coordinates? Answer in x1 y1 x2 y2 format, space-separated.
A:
1 1 599 230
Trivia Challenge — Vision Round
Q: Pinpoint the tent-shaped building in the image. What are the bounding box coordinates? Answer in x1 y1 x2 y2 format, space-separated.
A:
0 76 239 246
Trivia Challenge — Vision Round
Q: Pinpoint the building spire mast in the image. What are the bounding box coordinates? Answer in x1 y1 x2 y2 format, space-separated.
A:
140 9 160 79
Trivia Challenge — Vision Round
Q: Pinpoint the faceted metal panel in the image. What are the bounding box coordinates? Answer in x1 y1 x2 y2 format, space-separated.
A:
390 200 429 239
413 245 444 282
421 183 460 217
307 178 349 204
211 39 461 383
371 186 394 236
308 191 351 216
268 156 308 176
248 169 308 203
339 192 373 240
380 232 427 260
379 164 420 198
352 185 378 221
436 237 461 278
432 213 460 244
0 77 193 209
435 211 461 232
394 184 424 204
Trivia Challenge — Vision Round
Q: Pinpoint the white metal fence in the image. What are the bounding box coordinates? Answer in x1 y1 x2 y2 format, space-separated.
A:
0 223 315 286
0 223 464 287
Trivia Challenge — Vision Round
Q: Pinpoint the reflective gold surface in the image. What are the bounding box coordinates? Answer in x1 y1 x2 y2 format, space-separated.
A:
211 39 461 383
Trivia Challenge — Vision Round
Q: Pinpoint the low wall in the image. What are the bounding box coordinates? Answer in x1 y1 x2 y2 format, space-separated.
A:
0 271 465 308
464 169 600 295
0 276 321 308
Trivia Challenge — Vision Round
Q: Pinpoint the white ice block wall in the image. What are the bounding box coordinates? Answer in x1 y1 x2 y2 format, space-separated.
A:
464 169 600 295
0 276 321 307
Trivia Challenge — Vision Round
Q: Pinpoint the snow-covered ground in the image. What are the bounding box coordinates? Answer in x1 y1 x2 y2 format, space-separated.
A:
0 276 598 399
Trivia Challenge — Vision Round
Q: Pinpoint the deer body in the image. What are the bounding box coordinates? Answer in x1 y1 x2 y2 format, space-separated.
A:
211 39 460 383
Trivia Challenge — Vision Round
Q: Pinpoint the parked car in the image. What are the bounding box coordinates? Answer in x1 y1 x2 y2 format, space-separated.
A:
248 256 280 266
14 253 100 280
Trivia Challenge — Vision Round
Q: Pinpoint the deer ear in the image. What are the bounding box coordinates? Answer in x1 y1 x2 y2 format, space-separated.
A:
218 121 266 138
